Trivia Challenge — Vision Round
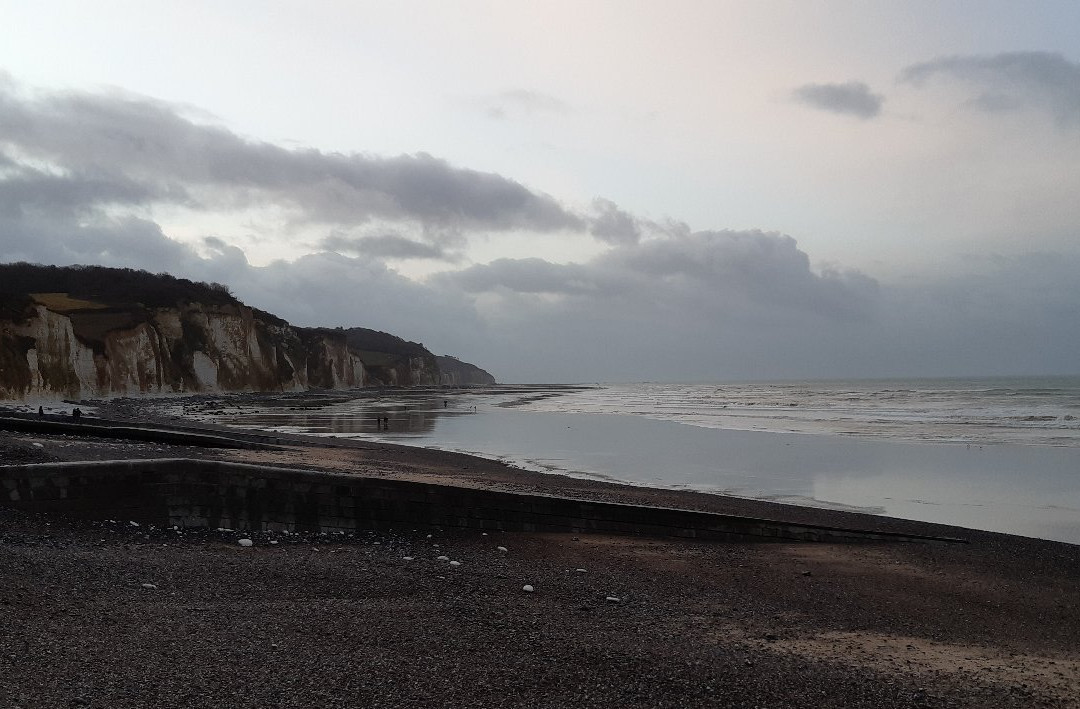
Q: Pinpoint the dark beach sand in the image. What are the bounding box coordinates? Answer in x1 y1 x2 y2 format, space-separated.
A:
1 403 1078 708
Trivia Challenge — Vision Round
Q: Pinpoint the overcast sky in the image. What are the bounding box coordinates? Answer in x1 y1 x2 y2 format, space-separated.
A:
1 1 1079 382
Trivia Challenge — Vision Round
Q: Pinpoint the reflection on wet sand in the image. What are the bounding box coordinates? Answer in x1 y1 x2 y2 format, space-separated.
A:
178 385 592 437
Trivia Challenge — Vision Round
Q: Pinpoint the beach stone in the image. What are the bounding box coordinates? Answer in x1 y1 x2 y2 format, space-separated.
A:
238 538 254 547
605 596 620 603
497 546 508 553
575 568 587 573
402 556 414 561
141 583 157 590
449 560 461 567
437 555 450 561
522 585 535 593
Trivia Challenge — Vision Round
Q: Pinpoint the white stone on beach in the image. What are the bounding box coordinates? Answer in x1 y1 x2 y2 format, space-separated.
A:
575 568 587 573
238 538 253 547
32 442 43 448
497 546 508 553
403 556 414 561
522 585 535 593
449 560 461 566
605 596 621 603
437 555 450 561
141 583 157 590
129 521 140 527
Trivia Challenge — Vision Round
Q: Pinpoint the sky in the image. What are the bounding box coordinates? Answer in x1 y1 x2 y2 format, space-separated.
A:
1 1 1079 382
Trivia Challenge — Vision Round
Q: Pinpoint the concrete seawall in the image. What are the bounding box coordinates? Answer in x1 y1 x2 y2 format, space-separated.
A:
0 459 964 544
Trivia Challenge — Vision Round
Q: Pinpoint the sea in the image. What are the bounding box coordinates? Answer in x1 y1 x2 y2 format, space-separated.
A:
165 376 1080 545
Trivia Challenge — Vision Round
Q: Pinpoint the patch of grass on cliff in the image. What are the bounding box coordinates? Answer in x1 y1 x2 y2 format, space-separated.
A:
30 293 110 313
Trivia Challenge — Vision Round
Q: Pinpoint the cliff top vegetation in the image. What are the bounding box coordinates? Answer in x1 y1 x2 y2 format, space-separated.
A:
344 327 430 359
0 262 240 310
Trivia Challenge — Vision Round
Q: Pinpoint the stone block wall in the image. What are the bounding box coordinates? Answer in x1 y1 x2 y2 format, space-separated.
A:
1 459 961 544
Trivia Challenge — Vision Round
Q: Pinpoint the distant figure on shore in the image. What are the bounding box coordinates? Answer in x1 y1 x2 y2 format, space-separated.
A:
72 408 82 421
38 406 44 418
444 400 448 408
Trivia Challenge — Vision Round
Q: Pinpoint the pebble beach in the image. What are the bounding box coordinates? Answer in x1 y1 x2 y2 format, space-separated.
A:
1 405 1079 708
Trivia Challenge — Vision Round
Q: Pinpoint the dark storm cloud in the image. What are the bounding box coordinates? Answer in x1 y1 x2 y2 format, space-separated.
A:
791 81 884 119
0 81 582 231
901 51 1080 127
321 233 453 261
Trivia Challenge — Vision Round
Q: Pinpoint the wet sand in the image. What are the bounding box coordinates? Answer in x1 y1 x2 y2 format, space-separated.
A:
1 406 1079 707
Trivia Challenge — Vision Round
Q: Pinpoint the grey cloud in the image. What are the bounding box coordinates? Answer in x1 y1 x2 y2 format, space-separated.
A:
321 233 453 261
615 230 879 319
791 81 884 119
589 198 641 245
0 207 489 367
0 160 173 217
901 52 1080 127
6 194 1077 383
446 229 880 322
451 258 604 296
217 252 489 364
4 74 1077 383
0 81 582 232
445 242 1080 382
0 211 198 271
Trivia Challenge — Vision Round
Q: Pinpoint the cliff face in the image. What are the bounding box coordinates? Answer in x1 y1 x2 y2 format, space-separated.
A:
342 327 441 387
0 298 367 400
0 263 497 401
436 355 497 386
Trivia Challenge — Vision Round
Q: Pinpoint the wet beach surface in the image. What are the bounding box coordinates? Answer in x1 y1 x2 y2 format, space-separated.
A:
1 397 1079 707
102 386 1080 545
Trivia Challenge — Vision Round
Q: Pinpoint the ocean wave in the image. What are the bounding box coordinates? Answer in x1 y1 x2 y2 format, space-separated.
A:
517 377 1080 447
